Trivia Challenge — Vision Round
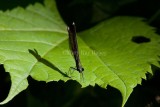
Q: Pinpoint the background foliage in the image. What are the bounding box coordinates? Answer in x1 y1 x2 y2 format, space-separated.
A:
0 0 160 107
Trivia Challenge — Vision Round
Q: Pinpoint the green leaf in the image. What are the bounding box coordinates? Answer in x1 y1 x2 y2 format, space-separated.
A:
79 16 160 106
0 0 67 104
0 0 160 106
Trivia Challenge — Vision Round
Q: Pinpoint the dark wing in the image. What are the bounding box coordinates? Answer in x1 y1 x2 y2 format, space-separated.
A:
67 22 78 57
67 22 83 72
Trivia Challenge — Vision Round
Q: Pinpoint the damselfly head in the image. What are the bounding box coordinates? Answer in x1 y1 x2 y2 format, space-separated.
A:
78 67 84 73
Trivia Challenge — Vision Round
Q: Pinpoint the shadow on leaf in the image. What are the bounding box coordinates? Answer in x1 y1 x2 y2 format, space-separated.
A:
28 49 70 78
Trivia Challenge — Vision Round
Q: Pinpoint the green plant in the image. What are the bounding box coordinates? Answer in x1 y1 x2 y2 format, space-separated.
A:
0 0 160 107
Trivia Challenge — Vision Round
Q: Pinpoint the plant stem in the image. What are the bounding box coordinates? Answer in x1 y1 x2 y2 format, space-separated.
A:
148 9 160 24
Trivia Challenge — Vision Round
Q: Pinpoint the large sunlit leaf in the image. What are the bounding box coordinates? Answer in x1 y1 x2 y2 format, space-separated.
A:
0 0 160 106
0 0 67 104
79 17 160 106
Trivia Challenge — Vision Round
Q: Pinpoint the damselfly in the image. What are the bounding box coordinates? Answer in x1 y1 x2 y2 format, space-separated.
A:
67 22 84 75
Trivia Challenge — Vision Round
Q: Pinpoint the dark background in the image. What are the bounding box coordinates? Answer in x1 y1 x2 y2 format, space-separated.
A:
0 0 160 107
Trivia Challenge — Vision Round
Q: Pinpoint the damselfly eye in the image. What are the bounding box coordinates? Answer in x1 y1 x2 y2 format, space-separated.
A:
78 67 84 73
81 68 84 71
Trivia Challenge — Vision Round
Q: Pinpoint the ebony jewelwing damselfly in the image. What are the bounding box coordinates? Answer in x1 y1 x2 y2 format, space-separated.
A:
67 22 84 76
